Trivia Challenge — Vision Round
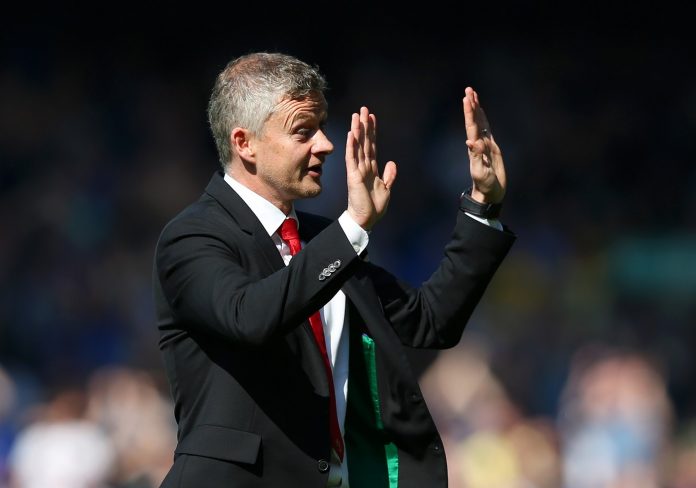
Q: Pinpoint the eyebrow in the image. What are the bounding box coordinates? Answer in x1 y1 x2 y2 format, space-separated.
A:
291 111 328 125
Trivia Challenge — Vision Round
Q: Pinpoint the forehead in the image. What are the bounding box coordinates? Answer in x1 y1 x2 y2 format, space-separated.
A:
271 93 328 126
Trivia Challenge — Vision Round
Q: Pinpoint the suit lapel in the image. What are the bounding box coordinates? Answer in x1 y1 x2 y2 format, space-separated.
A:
292 210 336 392
205 177 329 391
341 274 382 325
204 171 285 273
202 179 394 396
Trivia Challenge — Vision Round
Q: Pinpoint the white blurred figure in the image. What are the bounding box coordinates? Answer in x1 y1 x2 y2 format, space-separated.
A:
86 367 176 488
558 346 673 488
8 388 116 488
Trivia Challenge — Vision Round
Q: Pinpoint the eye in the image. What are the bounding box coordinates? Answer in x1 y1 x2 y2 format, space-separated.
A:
294 127 316 140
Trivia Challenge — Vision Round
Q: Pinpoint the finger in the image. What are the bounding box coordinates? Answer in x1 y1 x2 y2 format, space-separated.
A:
351 112 366 167
359 107 370 166
351 112 360 144
382 161 397 189
463 89 479 142
367 113 376 155
345 131 357 171
465 87 494 141
368 113 378 174
466 86 477 112
467 138 488 157
470 88 492 135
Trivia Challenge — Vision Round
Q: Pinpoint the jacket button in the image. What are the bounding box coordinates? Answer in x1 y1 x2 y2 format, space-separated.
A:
432 440 443 455
317 459 330 473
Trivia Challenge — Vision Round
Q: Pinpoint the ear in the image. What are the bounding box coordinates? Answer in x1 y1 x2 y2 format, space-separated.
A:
230 127 256 162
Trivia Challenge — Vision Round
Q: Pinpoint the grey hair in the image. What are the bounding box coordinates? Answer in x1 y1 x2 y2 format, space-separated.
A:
207 52 328 168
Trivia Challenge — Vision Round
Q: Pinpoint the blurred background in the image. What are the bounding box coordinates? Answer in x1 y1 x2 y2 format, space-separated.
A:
1 8 695 488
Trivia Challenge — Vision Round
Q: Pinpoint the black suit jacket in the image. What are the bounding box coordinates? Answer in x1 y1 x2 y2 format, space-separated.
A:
153 171 515 487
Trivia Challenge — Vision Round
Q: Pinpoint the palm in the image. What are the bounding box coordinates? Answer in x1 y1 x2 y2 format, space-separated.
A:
345 107 397 230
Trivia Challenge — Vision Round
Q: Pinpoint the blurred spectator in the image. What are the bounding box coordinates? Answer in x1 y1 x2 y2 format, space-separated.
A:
4 367 176 488
86 367 176 488
7 387 116 488
420 339 561 488
558 345 673 488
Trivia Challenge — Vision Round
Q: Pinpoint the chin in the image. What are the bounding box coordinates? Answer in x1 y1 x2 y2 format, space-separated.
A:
303 186 322 199
297 179 322 199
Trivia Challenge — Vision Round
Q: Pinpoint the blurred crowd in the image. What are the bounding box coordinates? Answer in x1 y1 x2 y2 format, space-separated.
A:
3 343 696 487
2 31 696 487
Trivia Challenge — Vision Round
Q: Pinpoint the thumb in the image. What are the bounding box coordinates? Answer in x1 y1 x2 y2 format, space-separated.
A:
382 161 397 189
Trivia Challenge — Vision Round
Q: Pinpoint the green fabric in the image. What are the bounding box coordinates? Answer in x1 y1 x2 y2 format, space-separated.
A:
345 330 399 488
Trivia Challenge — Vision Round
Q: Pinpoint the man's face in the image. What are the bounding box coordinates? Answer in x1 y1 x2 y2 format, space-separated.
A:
252 93 334 205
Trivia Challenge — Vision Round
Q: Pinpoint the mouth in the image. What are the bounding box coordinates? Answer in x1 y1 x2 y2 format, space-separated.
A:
307 164 323 177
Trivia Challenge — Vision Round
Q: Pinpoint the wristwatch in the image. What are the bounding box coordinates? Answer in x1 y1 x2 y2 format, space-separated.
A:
459 187 502 219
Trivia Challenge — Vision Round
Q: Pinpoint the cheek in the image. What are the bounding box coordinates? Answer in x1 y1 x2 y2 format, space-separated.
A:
258 140 308 178
264 140 294 162
267 143 287 159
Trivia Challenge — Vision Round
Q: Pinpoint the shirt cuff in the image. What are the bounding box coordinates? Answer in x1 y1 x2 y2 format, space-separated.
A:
338 211 370 255
465 212 504 231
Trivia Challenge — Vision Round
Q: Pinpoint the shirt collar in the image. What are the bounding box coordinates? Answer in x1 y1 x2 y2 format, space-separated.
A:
223 173 298 236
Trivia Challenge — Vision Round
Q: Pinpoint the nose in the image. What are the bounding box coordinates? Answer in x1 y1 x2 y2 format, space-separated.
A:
312 129 334 155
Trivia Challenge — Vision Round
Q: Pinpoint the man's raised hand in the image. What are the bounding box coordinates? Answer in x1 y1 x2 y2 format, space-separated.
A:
464 87 506 204
345 107 397 230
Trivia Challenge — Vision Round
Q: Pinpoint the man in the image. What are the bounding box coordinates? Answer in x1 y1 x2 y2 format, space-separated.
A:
153 52 514 487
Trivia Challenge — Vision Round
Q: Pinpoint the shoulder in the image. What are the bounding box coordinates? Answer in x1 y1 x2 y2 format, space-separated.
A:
296 211 333 240
157 193 237 246
297 210 332 228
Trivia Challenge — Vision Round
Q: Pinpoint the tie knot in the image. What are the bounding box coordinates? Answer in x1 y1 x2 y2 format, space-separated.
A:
278 218 301 255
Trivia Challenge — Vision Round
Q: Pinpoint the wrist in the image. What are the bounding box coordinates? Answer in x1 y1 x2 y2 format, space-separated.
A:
346 207 372 231
469 187 491 204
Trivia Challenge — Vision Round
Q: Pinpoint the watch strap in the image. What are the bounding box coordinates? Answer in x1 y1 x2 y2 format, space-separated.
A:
459 187 502 219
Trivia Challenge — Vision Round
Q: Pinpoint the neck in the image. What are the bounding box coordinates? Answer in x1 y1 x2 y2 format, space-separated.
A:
226 167 293 215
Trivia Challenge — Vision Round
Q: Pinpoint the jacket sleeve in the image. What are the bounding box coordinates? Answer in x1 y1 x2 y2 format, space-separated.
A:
366 210 515 348
155 216 360 345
